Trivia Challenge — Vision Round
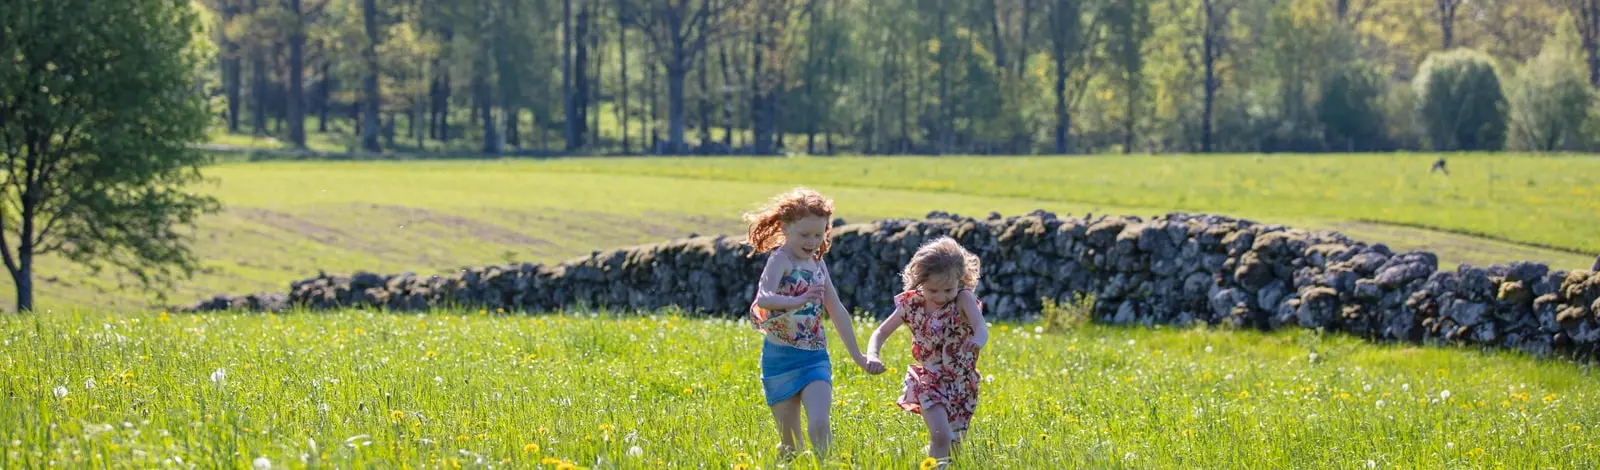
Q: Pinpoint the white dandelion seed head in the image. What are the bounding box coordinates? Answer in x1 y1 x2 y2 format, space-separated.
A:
1401 383 1410 392
985 375 995 384
1224 374 1234 381
626 446 643 458
1365 460 1377 469
1440 390 1451 400
252 456 271 470
53 386 68 399
1034 326 1044 334
84 378 96 390
1204 346 1213 353
433 376 444 386
1445 442 1455 449
211 369 226 385
1127 339 1136 346
1363 384 1372 392
1376 400 1385 408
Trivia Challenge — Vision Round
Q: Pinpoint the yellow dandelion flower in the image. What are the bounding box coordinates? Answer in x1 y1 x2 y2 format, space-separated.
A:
734 452 749 460
1067 345 1078 352
1570 425 1582 431
920 457 939 470
390 410 405 422
523 443 540 454
734 465 751 470
539 427 549 434
600 423 614 433
556 462 577 470
456 434 470 442
1237 390 1250 400
683 387 694 395
1543 393 1557 403
158 312 170 322
541 457 561 465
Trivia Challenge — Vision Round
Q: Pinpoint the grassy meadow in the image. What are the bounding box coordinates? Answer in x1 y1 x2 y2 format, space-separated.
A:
6 155 1598 312
4 310 1598 469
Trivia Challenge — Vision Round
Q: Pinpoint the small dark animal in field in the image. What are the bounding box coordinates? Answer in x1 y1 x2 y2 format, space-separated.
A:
1431 157 1449 175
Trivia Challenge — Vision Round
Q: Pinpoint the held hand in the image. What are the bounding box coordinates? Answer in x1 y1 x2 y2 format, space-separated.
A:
864 356 887 375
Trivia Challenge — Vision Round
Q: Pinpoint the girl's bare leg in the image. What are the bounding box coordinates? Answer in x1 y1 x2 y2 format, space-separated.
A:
799 380 833 458
770 394 804 460
921 405 954 459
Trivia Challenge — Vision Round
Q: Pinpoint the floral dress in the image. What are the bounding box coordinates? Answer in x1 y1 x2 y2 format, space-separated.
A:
749 263 829 350
894 289 982 436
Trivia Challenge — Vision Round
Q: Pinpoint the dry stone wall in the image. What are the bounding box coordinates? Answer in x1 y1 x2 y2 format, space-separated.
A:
179 211 1600 359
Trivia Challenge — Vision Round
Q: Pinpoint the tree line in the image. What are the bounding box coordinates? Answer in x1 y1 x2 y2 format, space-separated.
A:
201 0 1600 155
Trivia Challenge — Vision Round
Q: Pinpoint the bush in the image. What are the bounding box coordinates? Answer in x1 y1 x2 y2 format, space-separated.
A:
1508 14 1594 152
1319 62 1388 151
1413 49 1509 151
1040 293 1095 333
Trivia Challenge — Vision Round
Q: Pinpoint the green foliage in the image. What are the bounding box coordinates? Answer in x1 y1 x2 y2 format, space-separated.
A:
0 0 220 311
1319 61 1388 151
1507 14 1593 152
1413 49 1510 151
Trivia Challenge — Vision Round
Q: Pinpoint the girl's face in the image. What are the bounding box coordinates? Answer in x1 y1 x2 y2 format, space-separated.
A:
783 215 829 261
919 272 960 306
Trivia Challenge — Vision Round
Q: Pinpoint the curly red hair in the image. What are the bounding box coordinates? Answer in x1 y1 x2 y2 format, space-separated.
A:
743 187 834 257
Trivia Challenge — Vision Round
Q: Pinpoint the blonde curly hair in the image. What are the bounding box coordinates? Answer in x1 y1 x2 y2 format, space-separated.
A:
900 236 981 292
742 187 835 257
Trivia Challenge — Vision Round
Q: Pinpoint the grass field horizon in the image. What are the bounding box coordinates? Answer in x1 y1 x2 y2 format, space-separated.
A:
4 154 1597 313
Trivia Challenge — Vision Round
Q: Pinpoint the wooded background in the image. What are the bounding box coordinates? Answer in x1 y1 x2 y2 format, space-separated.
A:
197 0 1600 155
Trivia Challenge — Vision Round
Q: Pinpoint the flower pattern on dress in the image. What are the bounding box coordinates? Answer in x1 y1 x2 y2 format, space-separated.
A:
894 289 982 436
749 265 829 350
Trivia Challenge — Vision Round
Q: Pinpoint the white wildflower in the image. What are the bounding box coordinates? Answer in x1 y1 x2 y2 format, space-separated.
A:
84 378 96 390
1440 390 1451 400
211 369 226 386
53 386 68 399
1034 326 1044 334
252 456 271 470
626 446 644 458
1204 346 1213 353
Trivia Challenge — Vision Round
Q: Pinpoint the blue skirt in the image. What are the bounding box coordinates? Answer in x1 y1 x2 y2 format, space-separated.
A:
760 338 832 406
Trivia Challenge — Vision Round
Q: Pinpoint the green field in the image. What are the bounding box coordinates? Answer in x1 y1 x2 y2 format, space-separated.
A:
4 310 1596 468
6 155 1597 312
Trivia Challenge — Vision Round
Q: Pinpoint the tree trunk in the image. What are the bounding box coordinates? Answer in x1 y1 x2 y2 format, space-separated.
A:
563 0 580 150
361 0 382 152
287 0 307 148
720 45 735 148
1579 0 1600 87
751 25 769 154
574 3 591 150
250 1 267 135
1202 0 1218 153
1438 0 1458 50
699 29 714 151
222 1 242 133
1054 39 1069 154
590 2 602 150
318 60 332 133
619 5 630 154
668 65 688 154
